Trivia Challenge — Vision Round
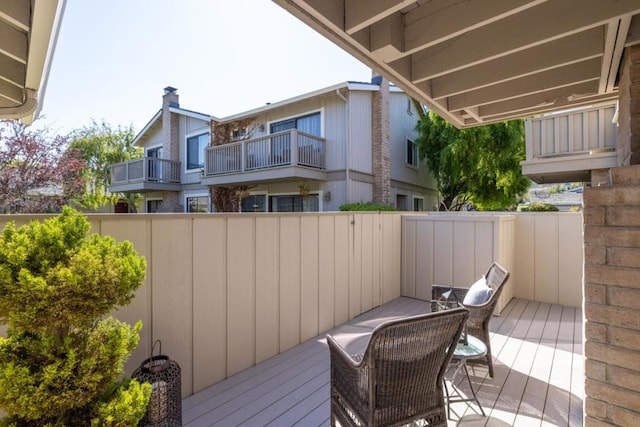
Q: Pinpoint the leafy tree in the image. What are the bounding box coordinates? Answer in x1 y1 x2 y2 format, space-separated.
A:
0 120 86 213
415 112 530 210
0 207 151 426
68 120 142 210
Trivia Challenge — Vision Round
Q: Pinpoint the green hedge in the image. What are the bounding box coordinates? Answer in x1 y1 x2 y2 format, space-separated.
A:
339 202 397 211
517 202 559 212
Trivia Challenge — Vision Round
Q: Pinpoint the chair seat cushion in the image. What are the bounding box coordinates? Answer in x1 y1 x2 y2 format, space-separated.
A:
463 277 493 305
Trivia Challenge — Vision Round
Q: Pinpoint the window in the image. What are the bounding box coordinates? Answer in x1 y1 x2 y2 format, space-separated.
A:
406 138 419 168
186 196 209 212
147 200 163 213
269 194 319 212
186 133 209 170
147 147 162 158
270 112 321 136
413 197 424 211
241 195 266 212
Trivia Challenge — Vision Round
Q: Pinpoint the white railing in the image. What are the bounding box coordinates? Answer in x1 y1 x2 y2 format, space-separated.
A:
525 103 617 160
204 130 325 176
110 157 181 185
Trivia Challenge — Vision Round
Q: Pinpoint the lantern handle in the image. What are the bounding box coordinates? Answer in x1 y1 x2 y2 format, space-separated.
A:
151 339 162 360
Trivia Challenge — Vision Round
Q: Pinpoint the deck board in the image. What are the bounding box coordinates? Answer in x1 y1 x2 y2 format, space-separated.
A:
182 297 583 427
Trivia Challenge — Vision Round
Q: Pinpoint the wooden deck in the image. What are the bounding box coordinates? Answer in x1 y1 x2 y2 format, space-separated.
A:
182 297 583 426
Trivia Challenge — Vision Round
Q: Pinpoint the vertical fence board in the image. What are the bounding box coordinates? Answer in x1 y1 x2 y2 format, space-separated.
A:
151 217 194 396
255 216 280 364
192 217 227 391
226 217 256 376
279 216 301 351
300 216 319 342
318 216 336 332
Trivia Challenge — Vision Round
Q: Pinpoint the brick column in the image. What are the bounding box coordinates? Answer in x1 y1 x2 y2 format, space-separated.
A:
583 165 640 425
371 74 391 205
159 87 182 212
617 45 640 166
162 86 179 162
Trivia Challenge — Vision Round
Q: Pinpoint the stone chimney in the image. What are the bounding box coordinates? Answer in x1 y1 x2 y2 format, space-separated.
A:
371 71 391 205
160 86 182 212
162 86 179 162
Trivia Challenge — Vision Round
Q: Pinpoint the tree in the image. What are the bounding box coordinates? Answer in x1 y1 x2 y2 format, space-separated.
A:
0 207 151 426
68 120 142 210
0 120 86 213
415 112 530 210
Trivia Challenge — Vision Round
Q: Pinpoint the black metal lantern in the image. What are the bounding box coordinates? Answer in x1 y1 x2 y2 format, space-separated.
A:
436 285 459 311
132 340 182 427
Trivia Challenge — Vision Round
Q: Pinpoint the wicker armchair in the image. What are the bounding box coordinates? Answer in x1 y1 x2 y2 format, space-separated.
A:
327 307 469 427
431 261 510 378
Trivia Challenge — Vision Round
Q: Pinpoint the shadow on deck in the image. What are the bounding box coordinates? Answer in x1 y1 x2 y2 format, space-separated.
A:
182 297 583 426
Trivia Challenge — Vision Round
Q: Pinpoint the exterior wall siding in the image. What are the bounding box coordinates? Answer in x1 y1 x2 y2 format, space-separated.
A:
347 91 373 175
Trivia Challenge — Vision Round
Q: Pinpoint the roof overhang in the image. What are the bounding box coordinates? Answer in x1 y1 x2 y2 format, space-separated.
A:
0 0 66 124
273 0 640 128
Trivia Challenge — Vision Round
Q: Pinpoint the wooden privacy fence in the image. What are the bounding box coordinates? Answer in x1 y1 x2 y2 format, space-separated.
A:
0 210 582 398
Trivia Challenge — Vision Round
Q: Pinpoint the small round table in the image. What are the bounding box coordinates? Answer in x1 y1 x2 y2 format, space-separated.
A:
445 334 487 419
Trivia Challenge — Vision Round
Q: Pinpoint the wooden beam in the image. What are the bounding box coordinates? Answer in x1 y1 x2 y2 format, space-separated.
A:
297 0 344 30
477 81 600 118
627 15 640 46
431 28 603 99
345 0 414 35
0 20 27 64
0 0 30 32
601 17 631 93
404 0 546 54
448 57 602 111
408 0 640 82
0 78 24 103
369 12 403 61
0 52 26 86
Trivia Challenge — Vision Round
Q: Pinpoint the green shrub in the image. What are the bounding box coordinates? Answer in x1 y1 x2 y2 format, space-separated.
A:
517 202 559 212
339 202 397 211
0 207 150 426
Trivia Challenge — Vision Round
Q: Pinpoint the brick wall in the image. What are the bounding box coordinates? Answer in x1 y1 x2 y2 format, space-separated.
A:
583 165 640 425
371 76 391 205
159 191 182 213
162 89 179 162
617 45 640 166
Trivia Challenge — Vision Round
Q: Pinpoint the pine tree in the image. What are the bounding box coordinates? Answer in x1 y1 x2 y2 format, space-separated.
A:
0 207 151 426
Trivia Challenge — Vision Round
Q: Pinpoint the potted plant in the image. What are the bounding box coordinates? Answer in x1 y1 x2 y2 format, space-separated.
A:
0 207 151 425
298 182 310 197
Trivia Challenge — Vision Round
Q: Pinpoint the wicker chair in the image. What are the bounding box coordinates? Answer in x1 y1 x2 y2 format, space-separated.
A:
431 261 510 378
327 307 469 427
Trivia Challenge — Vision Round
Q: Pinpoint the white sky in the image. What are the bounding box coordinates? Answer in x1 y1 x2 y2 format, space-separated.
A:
40 0 372 134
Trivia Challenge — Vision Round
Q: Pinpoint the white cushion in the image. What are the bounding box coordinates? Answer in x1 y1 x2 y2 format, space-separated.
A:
463 277 493 305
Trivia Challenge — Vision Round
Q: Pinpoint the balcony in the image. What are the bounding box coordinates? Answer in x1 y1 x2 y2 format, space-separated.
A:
109 157 182 192
201 129 327 186
521 103 618 183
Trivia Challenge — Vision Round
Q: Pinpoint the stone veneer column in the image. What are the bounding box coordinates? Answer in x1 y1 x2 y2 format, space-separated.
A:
583 44 640 426
617 45 640 166
160 87 182 212
371 75 391 205
583 165 640 425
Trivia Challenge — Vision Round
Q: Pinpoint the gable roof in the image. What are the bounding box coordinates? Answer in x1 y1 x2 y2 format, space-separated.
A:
132 106 212 146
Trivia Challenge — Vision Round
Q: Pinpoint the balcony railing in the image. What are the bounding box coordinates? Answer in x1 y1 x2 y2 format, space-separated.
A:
204 130 325 176
521 103 618 183
110 157 181 185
